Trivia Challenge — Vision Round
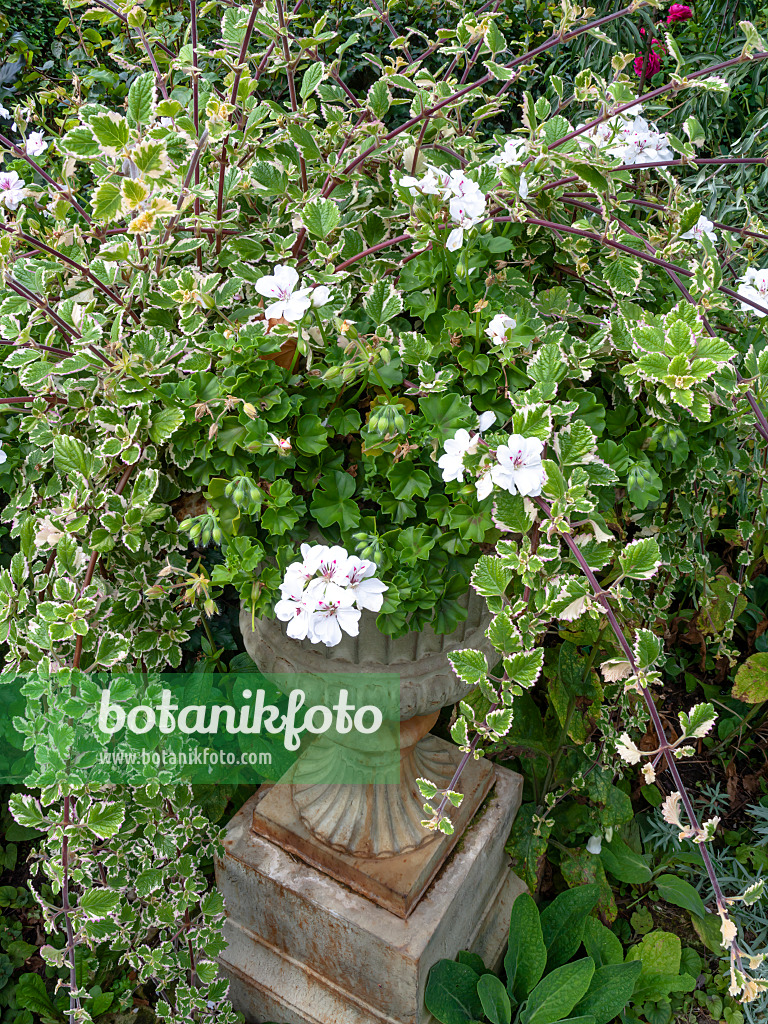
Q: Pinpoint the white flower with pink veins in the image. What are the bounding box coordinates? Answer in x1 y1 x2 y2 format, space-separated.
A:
275 591 317 641
485 312 517 345
310 585 361 647
255 264 330 322
446 191 487 252
0 170 27 211
491 435 547 497
681 215 717 247
280 544 328 598
438 428 480 483
344 556 388 612
737 267 768 318
26 131 48 157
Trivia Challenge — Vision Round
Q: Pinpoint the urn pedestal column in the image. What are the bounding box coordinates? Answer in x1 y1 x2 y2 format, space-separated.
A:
216 766 524 1024
215 594 525 1023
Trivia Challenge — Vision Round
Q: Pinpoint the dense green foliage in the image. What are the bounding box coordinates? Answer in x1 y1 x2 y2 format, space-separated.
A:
0 2 767 1024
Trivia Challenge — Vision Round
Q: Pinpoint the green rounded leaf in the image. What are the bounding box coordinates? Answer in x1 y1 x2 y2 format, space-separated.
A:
425 960 484 1024
654 874 707 919
572 962 641 1024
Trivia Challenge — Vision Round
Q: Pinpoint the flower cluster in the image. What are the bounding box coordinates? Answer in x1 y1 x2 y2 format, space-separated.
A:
275 544 388 647
399 165 487 251
578 110 674 165
439 426 546 501
255 265 331 324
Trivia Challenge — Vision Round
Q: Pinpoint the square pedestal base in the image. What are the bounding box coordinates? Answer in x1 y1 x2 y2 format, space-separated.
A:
216 765 524 1024
251 734 495 917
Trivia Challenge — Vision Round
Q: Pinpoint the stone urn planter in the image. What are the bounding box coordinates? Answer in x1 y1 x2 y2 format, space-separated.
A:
239 588 499 913
218 596 525 1022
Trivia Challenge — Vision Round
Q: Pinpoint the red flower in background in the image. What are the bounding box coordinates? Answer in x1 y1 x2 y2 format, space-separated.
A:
634 50 662 78
635 30 665 79
667 4 693 23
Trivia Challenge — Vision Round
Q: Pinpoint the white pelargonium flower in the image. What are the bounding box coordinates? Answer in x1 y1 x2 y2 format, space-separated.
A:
34 517 63 548
616 116 674 165
275 591 317 641
490 138 529 197
26 131 48 157
268 432 292 454
0 104 10 120
255 264 330 323
681 215 717 246
476 410 496 432
399 163 452 197
446 186 487 252
438 428 480 483
310 285 331 307
485 312 517 345
278 543 388 647
491 435 546 497
490 137 526 168
311 586 360 647
343 557 388 613
281 543 327 597
586 835 602 855
0 170 27 211
401 165 486 251
737 267 768 318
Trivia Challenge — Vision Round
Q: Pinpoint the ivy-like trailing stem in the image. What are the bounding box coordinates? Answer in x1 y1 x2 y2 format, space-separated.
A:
88 0 177 60
275 0 308 194
137 25 169 100
532 497 730 914
330 3 643 190
72 463 136 671
61 795 81 1019
214 0 264 254
556 194 768 443
0 224 139 321
545 49 768 154
332 233 413 273
537 157 768 197
0 133 92 224
158 128 210 273
190 0 202 271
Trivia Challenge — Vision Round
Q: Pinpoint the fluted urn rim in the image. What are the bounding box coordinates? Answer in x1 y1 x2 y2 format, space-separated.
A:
239 588 495 721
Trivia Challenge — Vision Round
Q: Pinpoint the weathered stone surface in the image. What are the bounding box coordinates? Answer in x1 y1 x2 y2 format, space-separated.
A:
251 733 495 916
216 765 525 1024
